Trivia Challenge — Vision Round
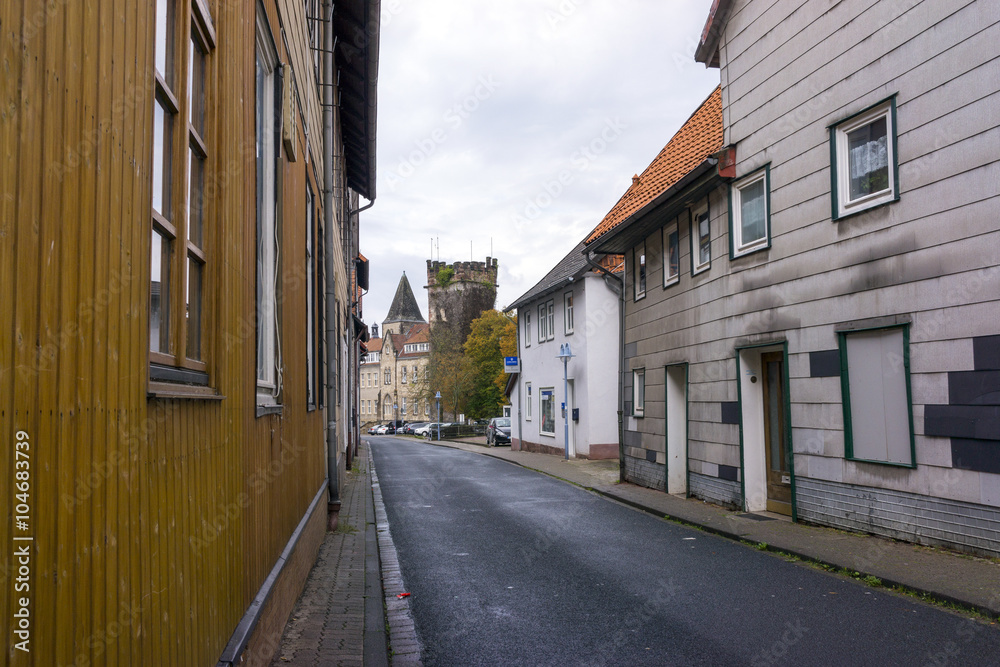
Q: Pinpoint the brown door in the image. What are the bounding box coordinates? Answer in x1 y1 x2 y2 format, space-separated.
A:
761 352 791 515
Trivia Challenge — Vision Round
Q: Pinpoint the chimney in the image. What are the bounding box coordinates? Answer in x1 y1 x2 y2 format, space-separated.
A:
632 174 641 186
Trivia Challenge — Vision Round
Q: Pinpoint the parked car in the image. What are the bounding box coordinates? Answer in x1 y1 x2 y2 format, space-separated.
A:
367 425 379 435
374 424 395 435
415 422 447 437
400 422 427 435
486 417 511 446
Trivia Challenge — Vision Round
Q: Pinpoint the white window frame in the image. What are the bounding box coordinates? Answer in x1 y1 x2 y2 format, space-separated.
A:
546 300 554 341
524 310 531 347
729 166 771 258
255 7 281 406
831 97 898 220
538 303 546 342
525 383 532 420
662 219 679 287
563 291 574 335
540 387 555 436
690 202 711 275
634 242 646 300
633 369 645 417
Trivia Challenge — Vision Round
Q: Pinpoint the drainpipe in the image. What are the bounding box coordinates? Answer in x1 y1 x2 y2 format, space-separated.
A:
323 0 341 518
585 251 625 482
346 200 373 465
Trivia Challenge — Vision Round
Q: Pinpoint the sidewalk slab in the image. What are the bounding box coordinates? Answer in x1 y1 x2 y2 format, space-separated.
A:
424 437 1000 619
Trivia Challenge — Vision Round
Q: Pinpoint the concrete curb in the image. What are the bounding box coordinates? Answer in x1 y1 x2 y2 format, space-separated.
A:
369 446 425 665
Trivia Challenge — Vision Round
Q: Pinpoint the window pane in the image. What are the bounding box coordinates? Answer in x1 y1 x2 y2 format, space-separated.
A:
150 231 172 353
666 227 679 281
152 100 172 218
155 0 175 83
698 213 711 266
848 117 889 201
188 37 206 135
188 150 204 247
186 256 203 360
639 249 646 294
740 178 766 244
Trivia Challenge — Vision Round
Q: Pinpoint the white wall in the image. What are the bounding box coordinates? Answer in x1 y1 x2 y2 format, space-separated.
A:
512 273 621 458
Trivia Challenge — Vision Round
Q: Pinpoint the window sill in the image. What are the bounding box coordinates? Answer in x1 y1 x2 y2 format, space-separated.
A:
148 382 225 400
731 242 769 261
256 404 284 417
540 431 556 438
833 194 899 222
846 456 915 469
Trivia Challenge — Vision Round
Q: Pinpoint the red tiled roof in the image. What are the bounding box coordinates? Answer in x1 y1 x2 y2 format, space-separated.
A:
585 86 723 245
366 337 383 352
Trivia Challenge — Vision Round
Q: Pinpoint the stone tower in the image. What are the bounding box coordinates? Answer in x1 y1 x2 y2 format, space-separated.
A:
382 273 426 336
425 256 498 343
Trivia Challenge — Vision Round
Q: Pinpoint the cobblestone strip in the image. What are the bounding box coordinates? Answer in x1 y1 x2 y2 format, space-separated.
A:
369 448 424 666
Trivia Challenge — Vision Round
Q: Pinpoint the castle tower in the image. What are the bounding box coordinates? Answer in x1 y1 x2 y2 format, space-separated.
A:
425 256 498 343
382 273 426 336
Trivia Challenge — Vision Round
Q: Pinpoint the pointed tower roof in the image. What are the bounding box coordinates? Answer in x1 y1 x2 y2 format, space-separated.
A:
383 273 426 325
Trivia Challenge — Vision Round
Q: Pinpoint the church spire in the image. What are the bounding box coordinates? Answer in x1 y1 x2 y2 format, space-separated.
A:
383 273 426 328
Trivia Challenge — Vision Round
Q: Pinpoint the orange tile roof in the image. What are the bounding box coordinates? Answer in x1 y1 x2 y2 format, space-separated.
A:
366 337 383 352
585 86 723 245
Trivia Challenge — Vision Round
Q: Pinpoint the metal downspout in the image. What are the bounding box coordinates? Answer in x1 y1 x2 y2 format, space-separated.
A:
323 0 340 516
346 200 373 466
585 251 625 482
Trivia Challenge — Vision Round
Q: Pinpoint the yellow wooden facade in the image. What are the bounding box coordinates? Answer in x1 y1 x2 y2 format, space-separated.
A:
0 0 377 664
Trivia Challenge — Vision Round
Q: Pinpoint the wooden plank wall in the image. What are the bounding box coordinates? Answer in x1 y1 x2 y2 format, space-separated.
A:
0 0 336 663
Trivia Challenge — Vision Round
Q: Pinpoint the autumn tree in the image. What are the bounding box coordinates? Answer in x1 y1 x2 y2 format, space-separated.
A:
426 324 473 421
463 310 517 420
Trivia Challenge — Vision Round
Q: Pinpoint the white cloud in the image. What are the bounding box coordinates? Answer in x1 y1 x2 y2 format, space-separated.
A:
361 0 719 324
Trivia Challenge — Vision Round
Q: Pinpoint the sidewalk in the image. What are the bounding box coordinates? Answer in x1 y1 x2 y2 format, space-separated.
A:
427 437 1000 620
271 441 398 666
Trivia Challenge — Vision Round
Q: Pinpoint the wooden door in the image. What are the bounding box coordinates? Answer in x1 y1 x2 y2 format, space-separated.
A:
761 352 791 515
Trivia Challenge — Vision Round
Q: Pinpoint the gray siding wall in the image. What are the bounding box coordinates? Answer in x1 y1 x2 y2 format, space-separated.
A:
797 477 1000 558
621 0 1000 548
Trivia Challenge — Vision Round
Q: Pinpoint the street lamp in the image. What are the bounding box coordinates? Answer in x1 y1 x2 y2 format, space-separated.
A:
435 391 442 441
393 402 398 433
557 343 575 460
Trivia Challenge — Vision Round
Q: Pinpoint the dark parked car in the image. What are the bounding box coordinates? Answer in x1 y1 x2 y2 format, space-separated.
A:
486 417 511 446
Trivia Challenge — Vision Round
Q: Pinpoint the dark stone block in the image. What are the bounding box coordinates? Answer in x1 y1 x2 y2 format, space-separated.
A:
951 438 1000 475
924 405 1000 440
718 464 738 481
721 402 740 424
949 370 1000 406
809 350 841 378
624 430 642 447
624 342 638 360
646 449 657 463
973 335 1000 371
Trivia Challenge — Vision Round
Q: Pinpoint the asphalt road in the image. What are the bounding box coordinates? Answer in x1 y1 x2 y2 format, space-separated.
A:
369 437 1000 666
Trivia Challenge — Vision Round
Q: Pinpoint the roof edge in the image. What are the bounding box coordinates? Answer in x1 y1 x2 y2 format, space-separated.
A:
591 157 719 253
694 0 734 67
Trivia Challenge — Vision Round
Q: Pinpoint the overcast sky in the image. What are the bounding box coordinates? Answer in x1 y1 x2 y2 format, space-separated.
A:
360 0 721 328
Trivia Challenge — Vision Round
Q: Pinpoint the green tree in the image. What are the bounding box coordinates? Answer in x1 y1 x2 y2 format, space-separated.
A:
463 310 517 420
426 324 472 421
